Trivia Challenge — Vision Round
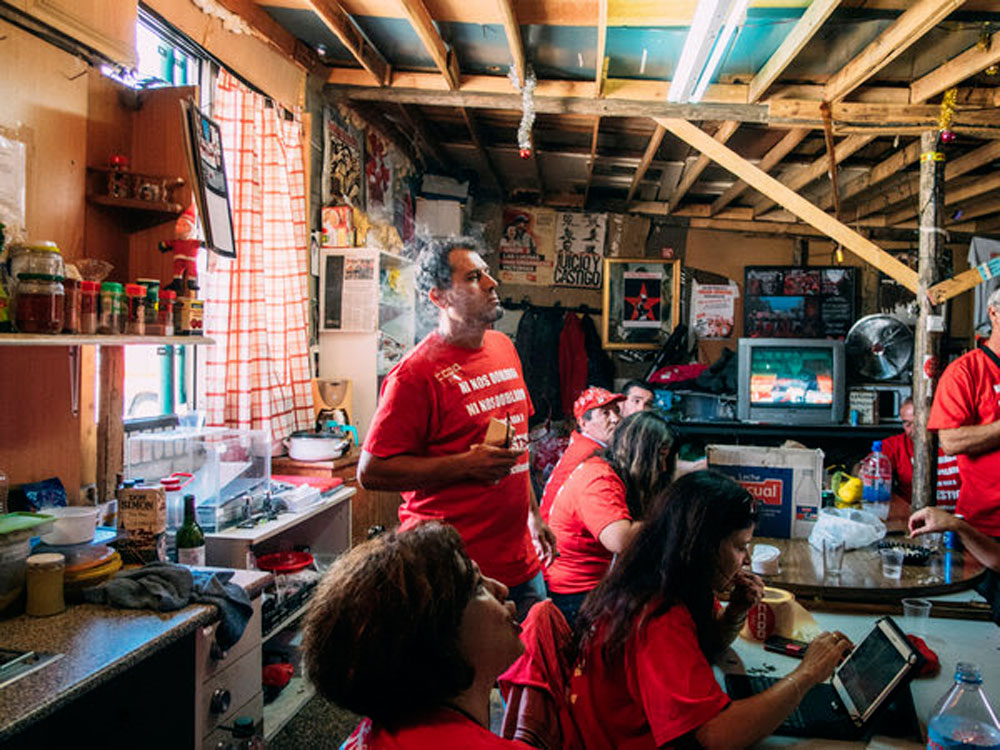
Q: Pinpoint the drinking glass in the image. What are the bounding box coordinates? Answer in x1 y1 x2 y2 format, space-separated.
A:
823 537 846 577
902 598 931 634
880 547 904 579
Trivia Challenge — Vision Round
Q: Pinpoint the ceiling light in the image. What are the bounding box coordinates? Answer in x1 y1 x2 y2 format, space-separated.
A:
691 0 749 102
639 48 648 75
668 0 748 103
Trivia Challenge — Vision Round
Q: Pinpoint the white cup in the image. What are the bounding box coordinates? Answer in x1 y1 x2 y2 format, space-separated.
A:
880 547 904 579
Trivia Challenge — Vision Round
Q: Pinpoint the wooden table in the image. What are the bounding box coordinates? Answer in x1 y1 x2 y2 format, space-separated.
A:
755 537 985 604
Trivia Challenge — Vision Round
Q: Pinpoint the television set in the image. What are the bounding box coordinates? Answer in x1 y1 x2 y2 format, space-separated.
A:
737 338 846 425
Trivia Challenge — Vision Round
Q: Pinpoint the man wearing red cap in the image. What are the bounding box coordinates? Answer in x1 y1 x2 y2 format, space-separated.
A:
539 387 624 522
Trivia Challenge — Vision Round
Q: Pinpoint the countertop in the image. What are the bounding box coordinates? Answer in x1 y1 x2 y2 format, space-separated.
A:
0 567 272 740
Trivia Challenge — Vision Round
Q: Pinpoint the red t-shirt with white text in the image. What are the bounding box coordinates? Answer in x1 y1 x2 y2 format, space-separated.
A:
539 431 604 522
880 432 960 511
545 456 630 594
928 347 1000 534
363 330 539 586
342 711 534 750
569 602 731 750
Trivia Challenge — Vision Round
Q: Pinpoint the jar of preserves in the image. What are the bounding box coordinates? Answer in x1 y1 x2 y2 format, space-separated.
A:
80 280 99 335
98 282 124 334
8 242 64 282
14 273 64 334
125 284 146 335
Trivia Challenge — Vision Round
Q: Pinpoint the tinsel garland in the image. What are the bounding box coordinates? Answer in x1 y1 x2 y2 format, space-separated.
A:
509 65 537 158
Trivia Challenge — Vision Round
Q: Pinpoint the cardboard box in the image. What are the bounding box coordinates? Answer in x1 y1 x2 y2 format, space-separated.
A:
416 197 464 237
116 484 167 565
707 444 824 539
848 388 879 425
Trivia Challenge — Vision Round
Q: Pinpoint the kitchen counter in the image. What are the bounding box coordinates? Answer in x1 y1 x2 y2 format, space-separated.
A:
0 567 271 743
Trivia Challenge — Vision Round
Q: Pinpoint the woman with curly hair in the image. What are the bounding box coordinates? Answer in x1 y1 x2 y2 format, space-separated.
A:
302 522 531 749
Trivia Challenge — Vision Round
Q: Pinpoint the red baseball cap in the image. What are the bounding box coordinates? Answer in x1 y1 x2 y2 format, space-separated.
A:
573 387 625 421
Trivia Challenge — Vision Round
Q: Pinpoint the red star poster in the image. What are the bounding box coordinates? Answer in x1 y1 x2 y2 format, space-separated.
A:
622 271 662 328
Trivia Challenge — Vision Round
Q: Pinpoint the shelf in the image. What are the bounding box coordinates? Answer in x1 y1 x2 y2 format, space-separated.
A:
262 599 312 644
87 193 184 215
206 486 355 546
0 334 215 347
264 675 316 741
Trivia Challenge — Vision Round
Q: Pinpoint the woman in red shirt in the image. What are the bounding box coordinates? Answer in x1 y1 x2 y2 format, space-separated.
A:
569 471 854 750
302 522 534 749
546 410 674 625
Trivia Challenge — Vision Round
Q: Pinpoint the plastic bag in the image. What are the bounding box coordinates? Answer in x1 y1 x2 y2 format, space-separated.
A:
808 506 886 551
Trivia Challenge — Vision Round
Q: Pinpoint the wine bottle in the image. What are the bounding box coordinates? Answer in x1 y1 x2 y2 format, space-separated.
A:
176 493 205 566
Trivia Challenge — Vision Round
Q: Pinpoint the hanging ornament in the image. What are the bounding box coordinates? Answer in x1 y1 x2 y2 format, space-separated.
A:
510 64 537 159
937 87 958 144
986 65 999 76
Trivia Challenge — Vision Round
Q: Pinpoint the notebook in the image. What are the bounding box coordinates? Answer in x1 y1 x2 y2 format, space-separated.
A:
724 616 922 741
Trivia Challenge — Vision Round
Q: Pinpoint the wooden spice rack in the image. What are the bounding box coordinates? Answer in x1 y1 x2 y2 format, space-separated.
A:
86 167 185 232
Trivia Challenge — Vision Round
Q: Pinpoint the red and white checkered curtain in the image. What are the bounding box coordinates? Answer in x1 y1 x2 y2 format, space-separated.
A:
202 70 312 448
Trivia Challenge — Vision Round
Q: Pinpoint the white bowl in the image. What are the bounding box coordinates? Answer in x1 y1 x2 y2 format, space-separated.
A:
751 544 781 575
39 506 99 546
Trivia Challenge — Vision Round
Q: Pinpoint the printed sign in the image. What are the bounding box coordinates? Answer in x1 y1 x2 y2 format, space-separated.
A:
553 212 606 288
498 207 556 285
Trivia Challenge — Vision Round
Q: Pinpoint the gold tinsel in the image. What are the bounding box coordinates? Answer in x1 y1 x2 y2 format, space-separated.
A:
938 87 958 132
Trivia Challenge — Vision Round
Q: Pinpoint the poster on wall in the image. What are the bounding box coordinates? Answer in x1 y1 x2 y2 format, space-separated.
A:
552 211 606 288
365 130 393 217
180 99 236 258
621 271 662 328
320 249 378 331
497 207 556 285
743 265 856 339
322 107 363 207
690 280 739 339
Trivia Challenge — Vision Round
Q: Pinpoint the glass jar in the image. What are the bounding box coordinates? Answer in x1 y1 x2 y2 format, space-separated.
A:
14 273 64 334
156 289 175 336
125 284 146 335
98 282 124 334
80 280 99 335
62 277 81 333
8 242 64 282
136 278 159 326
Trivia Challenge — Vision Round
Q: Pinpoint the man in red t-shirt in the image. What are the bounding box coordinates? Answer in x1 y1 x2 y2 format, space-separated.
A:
882 398 961 512
358 238 557 619
539 387 624 521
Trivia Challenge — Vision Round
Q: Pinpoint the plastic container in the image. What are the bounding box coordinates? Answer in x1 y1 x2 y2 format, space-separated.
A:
0 535 31 614
860 440 892 521
80 280 99 334
125 283 146 335
926 662 1000 750
14 273 64 334
98 282 124 334
39 505 99 545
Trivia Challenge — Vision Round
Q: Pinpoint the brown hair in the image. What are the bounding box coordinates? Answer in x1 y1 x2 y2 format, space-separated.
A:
302 522 478 727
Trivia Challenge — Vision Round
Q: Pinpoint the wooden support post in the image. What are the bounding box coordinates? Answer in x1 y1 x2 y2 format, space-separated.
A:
912 130 944 512
97 346 125 503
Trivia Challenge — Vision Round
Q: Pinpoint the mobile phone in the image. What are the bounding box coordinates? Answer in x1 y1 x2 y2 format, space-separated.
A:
763 635 809 658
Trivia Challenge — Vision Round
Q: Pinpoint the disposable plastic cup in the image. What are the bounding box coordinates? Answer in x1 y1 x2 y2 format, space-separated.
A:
823 537 846 576
902 598 931 634
919 532 942 552
880 547 904 579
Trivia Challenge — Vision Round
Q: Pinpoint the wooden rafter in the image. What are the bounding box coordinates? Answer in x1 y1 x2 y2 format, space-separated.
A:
306 0 391 85
654 117 918 291
461 108 506 194
669 120 740 212
748 0 842 103
395 103 449 169
215 0 328 74
911 26 1000 104
885 172 1000 225
626 125 666 203
752 134 875 216
820 103 842 217
710 128 809 215
398 0 461 89
823 0 966 102
583 116 601 204
495 0 526 86
817 138 922 211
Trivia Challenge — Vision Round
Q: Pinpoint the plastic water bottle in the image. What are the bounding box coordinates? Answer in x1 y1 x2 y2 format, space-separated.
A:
861 440 892 520
927 662 1000 750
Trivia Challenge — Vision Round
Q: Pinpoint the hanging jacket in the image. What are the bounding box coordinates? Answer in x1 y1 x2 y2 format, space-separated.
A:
558 312 588 417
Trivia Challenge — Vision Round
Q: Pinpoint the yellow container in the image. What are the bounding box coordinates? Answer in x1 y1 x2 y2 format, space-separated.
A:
835 473 863 507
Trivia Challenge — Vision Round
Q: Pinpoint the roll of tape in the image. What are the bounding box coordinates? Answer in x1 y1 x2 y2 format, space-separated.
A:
742 587 795 641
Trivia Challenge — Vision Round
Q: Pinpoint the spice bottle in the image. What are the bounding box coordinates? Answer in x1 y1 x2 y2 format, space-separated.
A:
80 280 99 335
136 278 160 326
62 277 81 333
14 273 64 334
125 283 146 335
156 289 175 336
98 282 124 334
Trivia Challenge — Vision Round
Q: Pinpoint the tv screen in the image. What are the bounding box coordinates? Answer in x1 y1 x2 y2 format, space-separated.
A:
749 346 835 408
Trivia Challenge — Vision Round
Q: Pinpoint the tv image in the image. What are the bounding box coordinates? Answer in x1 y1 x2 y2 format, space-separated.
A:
738 338 846 425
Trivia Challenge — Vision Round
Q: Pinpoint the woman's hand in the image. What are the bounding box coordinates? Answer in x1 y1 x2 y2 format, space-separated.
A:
727 569 765 615
796 630 854 686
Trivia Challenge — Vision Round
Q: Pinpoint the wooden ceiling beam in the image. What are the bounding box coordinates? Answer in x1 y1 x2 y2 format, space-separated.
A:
752 134 875 216
626 125 666 203
768 99 1000 136
669 120 740 212
495 0 526 86
710 128 810 215
654 117 918 291
823 0 966 102
748 0 843 103
583 116 601 205
886 180 1000 225
911 26 1000 104
817 138 922 211
460 107 506 194
214 0 328 74
306 0 391 84
395 103 450 169
398 0 461 89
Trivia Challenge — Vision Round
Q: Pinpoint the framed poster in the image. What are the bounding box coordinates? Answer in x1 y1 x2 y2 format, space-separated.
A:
552 211 606 288
601 258 681 350
743 265 856 339
180 99 236 258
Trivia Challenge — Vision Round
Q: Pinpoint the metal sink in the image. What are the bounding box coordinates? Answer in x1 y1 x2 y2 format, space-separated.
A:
0 648 62 690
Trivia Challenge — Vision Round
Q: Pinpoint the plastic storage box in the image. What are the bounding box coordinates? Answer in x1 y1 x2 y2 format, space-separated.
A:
125 428 271 532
